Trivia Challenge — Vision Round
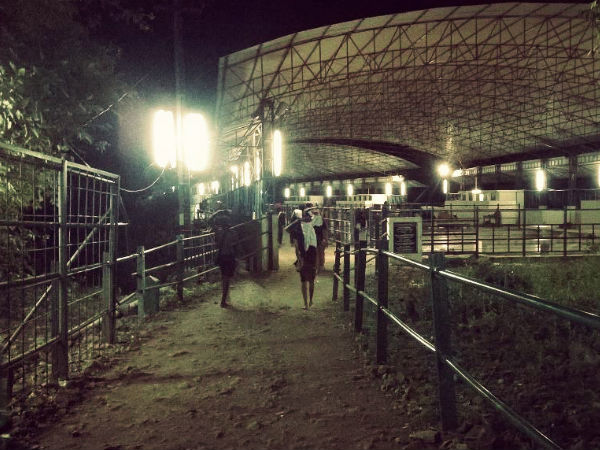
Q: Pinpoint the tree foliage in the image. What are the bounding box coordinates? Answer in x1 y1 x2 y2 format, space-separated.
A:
0 0 153 158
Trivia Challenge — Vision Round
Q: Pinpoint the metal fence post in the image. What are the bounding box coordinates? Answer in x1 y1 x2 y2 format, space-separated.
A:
376 239 388 364
563 206 567 257
0 366 7 429
474 205 479 258
343 243 350 311
354 241 366 333
56 160 69 381
102 251 115 344
522 207 527 257
430 252 458 431
430 204 435 253
267 212 274 270
136 246 146 321
332 242 341 302
176 234 184 302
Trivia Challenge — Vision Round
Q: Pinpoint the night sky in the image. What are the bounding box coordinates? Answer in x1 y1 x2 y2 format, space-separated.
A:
120 0 507 111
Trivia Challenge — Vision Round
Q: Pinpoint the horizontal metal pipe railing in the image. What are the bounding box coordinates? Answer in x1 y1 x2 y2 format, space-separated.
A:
336 244 598 450
144 239 178 255
354 283 561 449
445 358 561 450
438 269 600 330
367 247 600 331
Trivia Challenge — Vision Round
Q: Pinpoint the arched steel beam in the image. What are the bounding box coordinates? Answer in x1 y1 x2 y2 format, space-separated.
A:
290 137 440 168
288 137 442 185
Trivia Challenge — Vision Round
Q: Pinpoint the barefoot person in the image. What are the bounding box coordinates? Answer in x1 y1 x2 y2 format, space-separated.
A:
286 210 317 309
212 210 237 308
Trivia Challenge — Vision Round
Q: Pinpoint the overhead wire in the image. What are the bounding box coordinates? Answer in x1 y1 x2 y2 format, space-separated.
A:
120 167 166 193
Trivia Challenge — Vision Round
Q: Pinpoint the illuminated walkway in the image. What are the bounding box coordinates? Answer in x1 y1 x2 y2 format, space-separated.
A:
32 240 436 450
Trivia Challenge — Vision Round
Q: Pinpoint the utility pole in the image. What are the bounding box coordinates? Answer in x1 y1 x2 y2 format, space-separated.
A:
174 0 190 235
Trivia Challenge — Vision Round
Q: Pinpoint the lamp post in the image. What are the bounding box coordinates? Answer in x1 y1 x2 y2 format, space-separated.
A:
173 0 188 234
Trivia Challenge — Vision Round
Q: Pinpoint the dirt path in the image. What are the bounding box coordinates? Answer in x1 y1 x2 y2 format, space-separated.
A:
31 243 441 450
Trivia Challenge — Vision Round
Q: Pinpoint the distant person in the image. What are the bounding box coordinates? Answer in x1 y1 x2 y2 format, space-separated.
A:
213 212 238 308
277 207 286 245
382 201 389 220
354 208 368 243
494 205 502 226
288 208 303 248
298 210 318 309
309 207 328 272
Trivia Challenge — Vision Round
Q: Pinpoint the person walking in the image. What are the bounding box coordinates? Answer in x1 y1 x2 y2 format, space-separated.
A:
286 210 317 309
298 210 318 309
213 211 238 308
277 206 286 245
309 207 328 272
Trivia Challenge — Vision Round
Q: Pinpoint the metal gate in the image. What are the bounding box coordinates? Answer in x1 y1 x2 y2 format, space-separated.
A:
0 142 119 401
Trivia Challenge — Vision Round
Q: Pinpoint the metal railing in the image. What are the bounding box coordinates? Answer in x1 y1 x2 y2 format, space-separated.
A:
0 142 275 407
323 205 600 257
330 240 600 450
116 218 271 316
1 143 120 402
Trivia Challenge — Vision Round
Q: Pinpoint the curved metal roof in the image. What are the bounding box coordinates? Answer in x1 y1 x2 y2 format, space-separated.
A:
216 2 599 181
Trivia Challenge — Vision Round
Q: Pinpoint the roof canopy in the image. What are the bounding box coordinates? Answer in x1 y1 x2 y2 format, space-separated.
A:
216 3 599 181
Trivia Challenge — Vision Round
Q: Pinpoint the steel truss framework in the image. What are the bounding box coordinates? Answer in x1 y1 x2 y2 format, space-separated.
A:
216 3 600 182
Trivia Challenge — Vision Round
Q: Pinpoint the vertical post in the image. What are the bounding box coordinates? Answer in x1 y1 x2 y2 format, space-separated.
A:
102 251 115 344
429 252 457 431
267 212 274 270
522 207 527 257
343 243 350 311
474 205 479 258
50 266 59 382
174 0 190 236
107 180 118 341
176 234 184 302
376 239 388 364
136 246 146 321
430 204 434 253
0 364 7 429
563 206 567 257
354 240 366 332
568 155 577 208
492 222 495 254
56 160 69 380
332 241 341 302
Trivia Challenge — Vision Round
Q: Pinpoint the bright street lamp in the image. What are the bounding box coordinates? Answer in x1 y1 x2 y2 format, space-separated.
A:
183 113 210 171
153 109 210 171
437 162 451 178
153 110 176 168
